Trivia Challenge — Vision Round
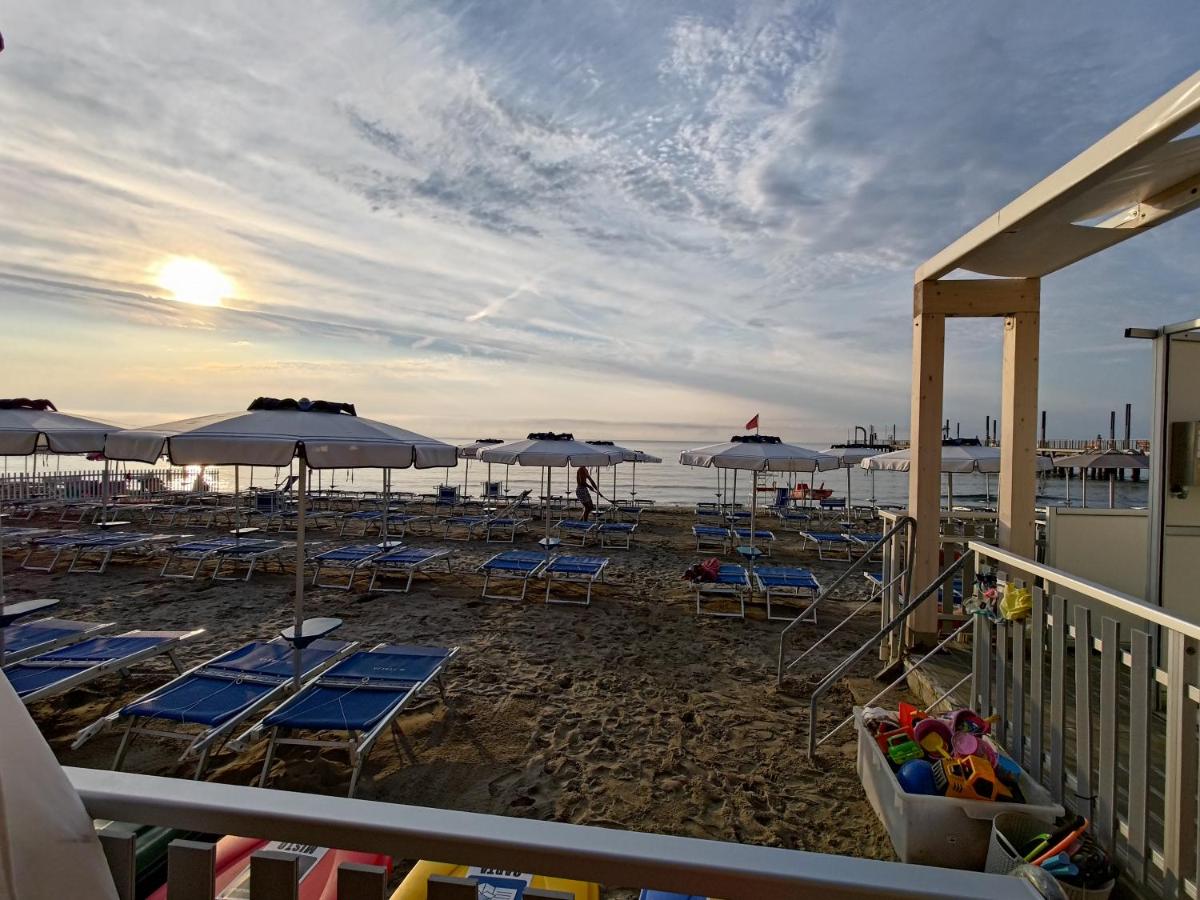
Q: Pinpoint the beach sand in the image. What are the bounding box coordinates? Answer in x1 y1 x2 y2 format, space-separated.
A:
7 505 900 894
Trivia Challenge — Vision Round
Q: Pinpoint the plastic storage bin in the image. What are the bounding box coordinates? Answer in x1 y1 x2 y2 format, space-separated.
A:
855 709 1063 869
986 812 1115 900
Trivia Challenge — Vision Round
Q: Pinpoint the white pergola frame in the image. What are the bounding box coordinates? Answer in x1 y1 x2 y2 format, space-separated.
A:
906 69 1200 637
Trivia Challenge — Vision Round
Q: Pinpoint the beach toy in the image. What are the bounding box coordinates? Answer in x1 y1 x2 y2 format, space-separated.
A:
948 708 990 735
885 732 924 765
390 861 599 900
1000 583 1033 620
991 749 1022 786
896 759 939 795
898 701 928 729
918 730 953 761
951 731 998 765
874 724 916 755
931 755 1013 802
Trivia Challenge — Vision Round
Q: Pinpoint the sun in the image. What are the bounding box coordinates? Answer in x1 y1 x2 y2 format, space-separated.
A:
154 257 234 307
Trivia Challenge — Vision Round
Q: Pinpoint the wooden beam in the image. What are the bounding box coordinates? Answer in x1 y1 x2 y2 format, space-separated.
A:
907 303 945 640
914 279 1040 318
998 305 1041 557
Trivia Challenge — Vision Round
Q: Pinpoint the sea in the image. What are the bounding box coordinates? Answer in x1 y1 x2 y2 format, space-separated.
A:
7 439 1150 510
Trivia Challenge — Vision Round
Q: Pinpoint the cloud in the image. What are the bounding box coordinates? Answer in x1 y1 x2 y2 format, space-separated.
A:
1 0 1198 439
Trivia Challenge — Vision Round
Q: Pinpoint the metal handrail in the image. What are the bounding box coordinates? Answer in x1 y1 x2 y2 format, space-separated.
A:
776 516 916 686
805 549 975 756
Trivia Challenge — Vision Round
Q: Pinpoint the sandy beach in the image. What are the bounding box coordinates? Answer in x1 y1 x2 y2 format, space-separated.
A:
6 503 899 893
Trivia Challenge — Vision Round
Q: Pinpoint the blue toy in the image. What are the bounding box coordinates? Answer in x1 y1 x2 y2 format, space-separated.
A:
896 758 940 795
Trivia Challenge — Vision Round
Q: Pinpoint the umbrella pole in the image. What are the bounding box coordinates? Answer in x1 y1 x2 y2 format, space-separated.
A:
293 457 307 690
750 470 758 580
947 473 953 512
544 466 552 554
382 468 390 545
463 458 470 497
101 458 110 524
1109 471 1115 509
845 465 852 517
1065 467 1071 506
733 470 738 510
233 465 240 544
631 461 637 499
1081 467 1087 508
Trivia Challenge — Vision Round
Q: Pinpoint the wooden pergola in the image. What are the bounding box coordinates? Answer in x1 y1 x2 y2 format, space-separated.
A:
907 69 1200 638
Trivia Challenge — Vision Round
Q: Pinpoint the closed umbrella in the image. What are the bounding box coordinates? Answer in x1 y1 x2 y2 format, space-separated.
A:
480 433 622 551
0 399 119 659
104 397 456 685
862 439 1051 510
1059 449 1150 509
680 435 836 575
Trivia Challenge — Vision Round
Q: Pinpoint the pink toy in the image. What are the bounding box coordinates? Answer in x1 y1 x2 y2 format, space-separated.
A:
951 731 998 765
948 709 990 735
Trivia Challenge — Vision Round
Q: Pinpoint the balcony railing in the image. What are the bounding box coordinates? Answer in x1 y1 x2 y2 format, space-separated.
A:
69 767 1040 899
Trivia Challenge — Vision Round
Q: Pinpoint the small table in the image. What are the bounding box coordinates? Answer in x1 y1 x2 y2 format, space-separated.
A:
229 527 261 537
538 537 562 550
95 520 132 530
735 545 766 563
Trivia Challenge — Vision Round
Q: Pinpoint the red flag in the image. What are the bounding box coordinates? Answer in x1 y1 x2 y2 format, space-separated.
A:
745 413 759 431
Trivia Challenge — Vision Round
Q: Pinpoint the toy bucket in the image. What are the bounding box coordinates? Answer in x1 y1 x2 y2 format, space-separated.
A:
985 812 1114 900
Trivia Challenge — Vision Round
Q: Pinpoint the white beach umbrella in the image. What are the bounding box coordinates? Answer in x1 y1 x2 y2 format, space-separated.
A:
862 440 1051 509
680 435 837 571
1058 449 1150 509
0 675 120 898
820 443 891 513
104 398 456 685
0 399 120 657
458 438 505 499
585 440 653 501
625 449 662 500
480 433 622 550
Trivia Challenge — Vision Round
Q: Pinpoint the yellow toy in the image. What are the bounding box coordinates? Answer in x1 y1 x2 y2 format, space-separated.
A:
390 860 600 900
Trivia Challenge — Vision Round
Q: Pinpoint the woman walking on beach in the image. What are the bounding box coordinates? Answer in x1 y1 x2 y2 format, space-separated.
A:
576 465 598 520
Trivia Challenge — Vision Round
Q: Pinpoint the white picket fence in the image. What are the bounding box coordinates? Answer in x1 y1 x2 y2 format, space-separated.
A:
0 467 223 502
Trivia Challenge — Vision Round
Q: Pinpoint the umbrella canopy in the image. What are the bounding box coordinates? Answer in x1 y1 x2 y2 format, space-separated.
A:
105 398 454 468
480 433 622 549
681 435 836 575
457 438 505 459
104 398 455 685
480 433 622 467
0 398 118 455
1057 449 1150 509
680 436 838 472
861 441 1052 475
821 443 892 512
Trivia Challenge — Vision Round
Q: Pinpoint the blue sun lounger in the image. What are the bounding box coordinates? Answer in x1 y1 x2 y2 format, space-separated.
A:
544 555 609 606
848 532 884 559
7 628 204 705
774 510 812 531
799 531 853 560
340 511 430 538
731 528 775 555
67 532 180 575
598 522 637 549
209 538 293 581
478 550 547 600
753 566 821 622
310 544 387 590
75 623 356 778
694 564 751 618
692 525 731 552
20 530 100 572
3 617 115 665
553 520 598 546
366 546 453 593
159 538 243 580
238 643 458 797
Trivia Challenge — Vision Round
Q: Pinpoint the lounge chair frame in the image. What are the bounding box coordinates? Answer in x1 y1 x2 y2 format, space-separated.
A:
552 520 598 547
243 643 458 797
543 555 609 606
366 547 453 593
2 617 115 665
694 564 751 618
478 551 547 601
598 522 637 549
211 540 293 582
692 525 731 552
753 566 821 623
12 628 203 705
799 531 853 561
311 544 387 591
731 528 775 557
68 533 178 575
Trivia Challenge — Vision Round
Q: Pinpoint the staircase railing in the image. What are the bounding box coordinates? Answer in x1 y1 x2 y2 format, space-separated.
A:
776 516 916 686
803 549 975 757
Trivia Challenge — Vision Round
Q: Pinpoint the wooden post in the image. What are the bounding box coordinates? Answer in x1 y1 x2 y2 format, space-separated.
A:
167 840 216 900
999 303 1041 558
907 285 946 640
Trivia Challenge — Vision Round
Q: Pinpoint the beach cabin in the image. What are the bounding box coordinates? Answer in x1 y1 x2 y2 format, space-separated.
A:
9 68 1200 900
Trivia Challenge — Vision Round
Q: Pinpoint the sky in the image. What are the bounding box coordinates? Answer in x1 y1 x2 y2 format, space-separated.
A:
2 2 1199 444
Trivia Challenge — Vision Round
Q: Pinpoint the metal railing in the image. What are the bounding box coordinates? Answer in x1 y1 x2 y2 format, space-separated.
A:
804 550 974 757
776 516 916 686
969 541 1200 900
69 767 1039 899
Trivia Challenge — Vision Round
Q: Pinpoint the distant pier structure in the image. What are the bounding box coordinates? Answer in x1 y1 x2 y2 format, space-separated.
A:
1038 403 1149 482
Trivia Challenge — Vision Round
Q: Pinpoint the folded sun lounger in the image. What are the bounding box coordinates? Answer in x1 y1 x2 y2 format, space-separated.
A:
310 543 387 590
7 628 204 705
478 550 547 601
798 531 853 561
694 564 751 618
598 522 637 549
544 555 609 606
237 643 458 797
692 525 731 552
366 546 452 593
74 625 357 778
753 566 821 623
